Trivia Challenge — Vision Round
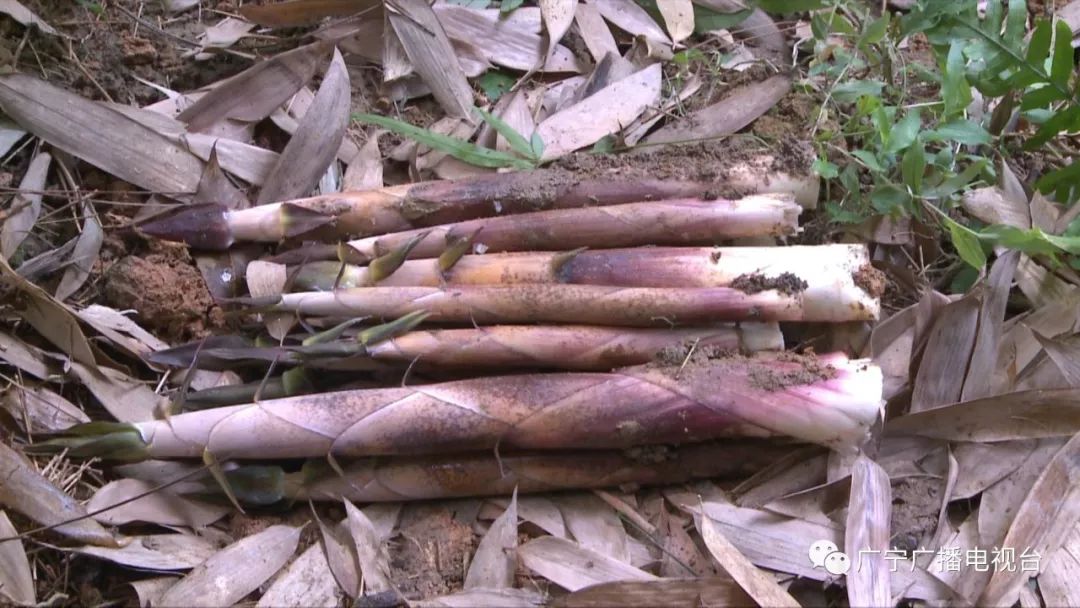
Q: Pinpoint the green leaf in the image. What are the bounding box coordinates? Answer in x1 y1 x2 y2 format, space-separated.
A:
352 113 534 170
831 80 885 104
925 159 989 200
813 157 840 179
885 109 922 154
500 0 524 13
902 142 926 193
950 265 980 294
592 136 616 154
1051 18 1075 89
1022 84 1067 110
753 0 827 12
852 149 885 172
1035 160 1080 204
871 184 911 214
693 4 753 32
943 40 972 118
1025 20 1053 73
474 107 535 161
980 224 1062 256
530 133 544 160
926 119 992 145
478 72 515 102
858 15 890 49
942 215 987 269
1026 105 1080 150
824 201 865 224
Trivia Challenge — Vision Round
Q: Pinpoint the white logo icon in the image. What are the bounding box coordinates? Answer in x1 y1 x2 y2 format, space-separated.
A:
809 540 850 576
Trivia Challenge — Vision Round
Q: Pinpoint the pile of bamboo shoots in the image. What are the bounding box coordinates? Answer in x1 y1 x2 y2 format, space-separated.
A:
38 166 886 504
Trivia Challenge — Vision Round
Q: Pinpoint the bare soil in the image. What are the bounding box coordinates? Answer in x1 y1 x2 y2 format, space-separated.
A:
731 271 809 296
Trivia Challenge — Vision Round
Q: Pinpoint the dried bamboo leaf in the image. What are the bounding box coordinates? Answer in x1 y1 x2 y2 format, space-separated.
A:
731 447 828 508
910 293 980 412
0 330 52 379
518 536 657 591
0 74 203 194
961 250 1020 401
73 534 217 571
194 146 249 209
55 201 103 302
844 455 892 608
0 511 34 606
553 494 630 564
553 577 751 608
698 511 798 607
1015 254 1077 308
535 64 661 160
1039 524 1080 607
87 479 229 528
0 257 96 368
246 261 293 340
344 132 384 190
961 187 1031 229
694 0 788 63
0 0 56 34
342 499 394 594
0 442 117 547
387 0 474 120
644 73 790 146
179 40 334 133
317 518 361 599
886 389 1080 441
414 588 545 608
258 49 350 203
464 490 518 589
656 0 694 42
1 383 89 434
979 432 1080 606
0 117 26 158
241 0 381 26
257 543 343 608
129 578 176 608
574 2 619 62
539 0 577 66
187 17 257 60
159 525 301 608
68 362 159 423
1034 331 1080 386
590 0 671 46
952 440 1038 500
434 5 583 73
1 151 49 261
512 497 567 538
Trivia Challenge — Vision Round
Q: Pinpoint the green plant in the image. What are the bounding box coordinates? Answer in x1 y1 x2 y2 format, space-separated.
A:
811 0 1080 270
353 109 544 170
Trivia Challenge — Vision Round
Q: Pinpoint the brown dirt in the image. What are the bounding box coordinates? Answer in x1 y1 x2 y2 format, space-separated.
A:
389 505 477 600
102 241 219 342
853 264 887 298
748 351 839 391
890 477 943 553
554 136 813 187
731 272 809 296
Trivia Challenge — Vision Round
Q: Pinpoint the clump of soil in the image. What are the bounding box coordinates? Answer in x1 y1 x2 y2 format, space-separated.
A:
748 351 838 391
103 243 217 342
853 264 887 298
390 506 477 599
731 272 809 296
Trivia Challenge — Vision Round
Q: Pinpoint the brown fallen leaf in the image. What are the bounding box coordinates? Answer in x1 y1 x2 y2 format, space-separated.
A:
553 577 751 608
258 49 350 203
536 63 661 160
0 256 96 368
732 446 828 508
0 510 34 606
316 517 361 599
961 186 1031 230
574 2 619 63
0 442 117 547
129 577 178 608
68 361 159 422
519 536 657 591
885 389 1080 442
1034 331 1080 386
342 499 394 594
343 131 385 190
553 494 631 564
0 0 57 35
979 432 1080 606
695 0 788 64
0 74 204 195
960 250 1019 401
539 0 577 67
1 151 49 261
590 0 671 47
158 525 301 607
1039 524 1080 607
87 479 229 528
179 40 334 133
257 543 343 608
464 489 518 589
644 73 791 149
951 440 1039 500
414 588 545 607
434 5 583 73
1 383 89 434
246 261 292 340
910 292 980 412
55 200 103 302
844 455 892 608
698 507 799 607
73 534 217 571
657 0 694 42
387 0 475 120
241 0 381 27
